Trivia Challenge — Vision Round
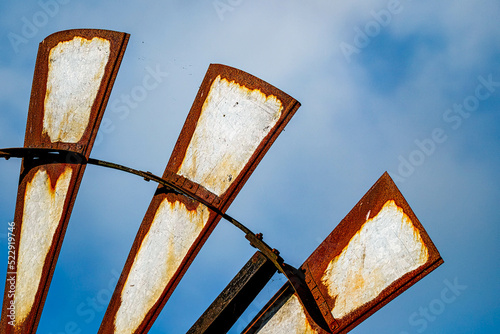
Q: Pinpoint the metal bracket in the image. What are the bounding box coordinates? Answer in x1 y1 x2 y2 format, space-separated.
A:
303 264 339 331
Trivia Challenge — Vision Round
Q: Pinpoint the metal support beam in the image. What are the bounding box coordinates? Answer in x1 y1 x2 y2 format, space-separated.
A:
187 251 276 334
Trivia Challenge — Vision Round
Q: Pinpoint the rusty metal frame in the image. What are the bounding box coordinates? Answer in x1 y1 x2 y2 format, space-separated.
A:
0 149 285 256
0 29 129 334
1 147 335 333
243 172 443 334
0 29 444 334
2 147 337 333
98 64 301 333
0 148 290 276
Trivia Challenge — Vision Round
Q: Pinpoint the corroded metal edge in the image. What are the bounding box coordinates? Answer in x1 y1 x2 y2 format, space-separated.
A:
167 63 301 211
98 64 300 333
0 29 129 334
243 172 443 334
24 28 130 155
304 172 443 334
2 149 332 333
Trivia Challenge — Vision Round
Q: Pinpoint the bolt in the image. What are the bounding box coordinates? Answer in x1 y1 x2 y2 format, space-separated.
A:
255 233 263 240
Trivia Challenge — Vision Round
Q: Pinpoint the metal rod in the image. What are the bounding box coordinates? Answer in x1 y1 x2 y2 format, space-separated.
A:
0 148 282 267
0 147 332 332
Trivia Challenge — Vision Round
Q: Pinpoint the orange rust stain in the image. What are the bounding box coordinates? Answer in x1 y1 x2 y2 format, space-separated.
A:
43 36 110 143
178 75 283 196
15 166 73 328
321 200 429 319
257 294 318 334
114 198 210 333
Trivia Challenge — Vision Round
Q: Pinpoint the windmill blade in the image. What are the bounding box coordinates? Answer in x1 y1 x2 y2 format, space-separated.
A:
0 29 129 333
243 172 443 334
98 64 300 333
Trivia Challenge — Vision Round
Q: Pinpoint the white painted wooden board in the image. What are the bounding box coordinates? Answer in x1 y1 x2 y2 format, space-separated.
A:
44 36 110 143
322 200 428 320
114 200 211 333
1 30 128 334
178 75 283 196
253 199 430 333
12 37 111 329
110 72 286 333
14 167 73 328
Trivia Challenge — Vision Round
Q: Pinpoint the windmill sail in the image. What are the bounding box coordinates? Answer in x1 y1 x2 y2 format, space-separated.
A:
0 29 129 334
98 64 300 333
243 173 443 334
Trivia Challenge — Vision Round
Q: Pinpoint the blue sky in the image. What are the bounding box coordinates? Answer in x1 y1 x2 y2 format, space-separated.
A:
0 0 499 333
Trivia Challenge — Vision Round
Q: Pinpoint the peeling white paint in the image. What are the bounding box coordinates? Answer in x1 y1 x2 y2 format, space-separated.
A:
178 75 283 196
256 294 318 334
43 36 110 143
322 200 429 319
114 200 210 334
15 167 73 327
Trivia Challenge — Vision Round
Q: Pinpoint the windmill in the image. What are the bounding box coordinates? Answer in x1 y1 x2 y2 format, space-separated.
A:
0 29 442 333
